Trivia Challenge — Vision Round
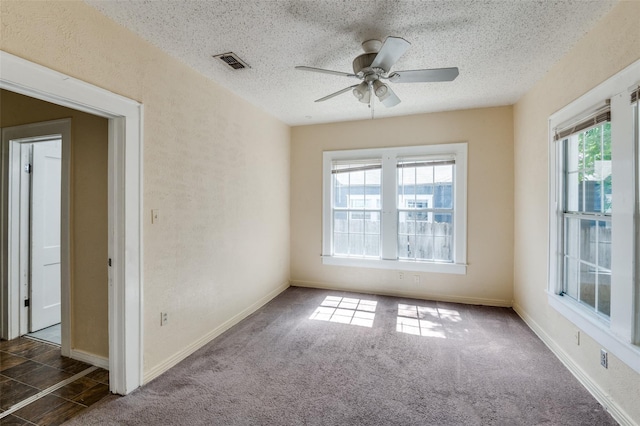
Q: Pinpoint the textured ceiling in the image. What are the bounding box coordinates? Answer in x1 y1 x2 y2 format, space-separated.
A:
84 0 617 126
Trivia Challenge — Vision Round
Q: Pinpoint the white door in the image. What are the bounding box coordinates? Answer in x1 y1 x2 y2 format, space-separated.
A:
30 139 62 332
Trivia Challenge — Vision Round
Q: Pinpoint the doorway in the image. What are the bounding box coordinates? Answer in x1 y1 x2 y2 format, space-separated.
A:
1 51 142 394
2 119 70 351
5 128 65 344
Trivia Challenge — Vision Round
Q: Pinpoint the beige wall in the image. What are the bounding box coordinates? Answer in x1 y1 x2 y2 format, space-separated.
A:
291 106 514 306
0 1 291 375
513 1 640 421
1 90 109 357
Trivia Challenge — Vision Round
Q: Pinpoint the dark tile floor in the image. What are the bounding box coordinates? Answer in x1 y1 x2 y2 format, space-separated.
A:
0 337 110 425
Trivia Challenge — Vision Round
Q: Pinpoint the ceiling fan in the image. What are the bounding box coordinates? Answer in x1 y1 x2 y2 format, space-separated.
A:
295 36 459 108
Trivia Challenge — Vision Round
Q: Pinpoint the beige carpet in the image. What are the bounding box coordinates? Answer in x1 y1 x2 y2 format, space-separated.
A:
65 287 616 425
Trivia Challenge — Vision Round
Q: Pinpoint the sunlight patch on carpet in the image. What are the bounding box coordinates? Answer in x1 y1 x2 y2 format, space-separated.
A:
309 296 377 327
396 304 462 338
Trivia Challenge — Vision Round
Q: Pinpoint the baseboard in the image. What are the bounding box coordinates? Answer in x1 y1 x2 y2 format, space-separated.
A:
70 348 109 370
291 280 512 307
513 303 635 426
143 281 290 384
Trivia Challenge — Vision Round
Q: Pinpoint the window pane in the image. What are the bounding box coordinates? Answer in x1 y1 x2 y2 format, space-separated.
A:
365 235 379 257
598 270 611 317
334 211 348 232
349 213 364 233
434 165 453 209
349 234 364 256
334 233 348 255
598 220 611 270
405 215 416 234
398 211 410 234
398 234 415 259
579 263 596 310
333 173 348 208
397 167 415 208
434 213 453 230
415 165 433 185
415 235 432 260
579 219 597 264
365 211 380 234
602 175 612 214
364 168 381 208
564 123 612 214
433 236 452 261
331 160 382 258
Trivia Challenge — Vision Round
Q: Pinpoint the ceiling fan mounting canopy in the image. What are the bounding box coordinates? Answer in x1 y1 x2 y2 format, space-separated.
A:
295 36 459 108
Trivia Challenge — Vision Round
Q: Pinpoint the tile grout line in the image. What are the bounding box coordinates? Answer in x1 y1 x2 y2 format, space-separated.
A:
0 366 98 419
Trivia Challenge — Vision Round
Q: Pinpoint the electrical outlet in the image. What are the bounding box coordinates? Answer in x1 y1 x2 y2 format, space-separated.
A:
161 312 168 326
398 272 404 280
600 349 608 368
574 330 580 346
413 275 420 284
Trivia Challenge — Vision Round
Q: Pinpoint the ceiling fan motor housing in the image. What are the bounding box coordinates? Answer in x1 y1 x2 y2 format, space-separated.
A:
352 53 377 76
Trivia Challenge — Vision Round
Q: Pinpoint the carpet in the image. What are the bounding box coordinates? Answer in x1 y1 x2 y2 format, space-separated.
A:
65 287 616 425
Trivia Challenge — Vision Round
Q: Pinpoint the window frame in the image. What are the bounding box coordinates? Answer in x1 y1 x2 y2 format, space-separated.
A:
560 120 613 319
322 143 467 275
548 59 640 373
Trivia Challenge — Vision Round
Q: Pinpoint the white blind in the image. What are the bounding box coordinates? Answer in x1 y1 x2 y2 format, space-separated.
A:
554 101 611 141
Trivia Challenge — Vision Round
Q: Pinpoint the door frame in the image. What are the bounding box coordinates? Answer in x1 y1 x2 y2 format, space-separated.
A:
3 123 69 346
0 51 143 395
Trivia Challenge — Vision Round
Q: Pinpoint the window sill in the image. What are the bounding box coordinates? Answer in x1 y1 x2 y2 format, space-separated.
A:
322 255 467 275
548 292 640 374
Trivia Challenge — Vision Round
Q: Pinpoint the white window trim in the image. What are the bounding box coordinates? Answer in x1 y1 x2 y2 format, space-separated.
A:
548 59 640 373
322 143 467 275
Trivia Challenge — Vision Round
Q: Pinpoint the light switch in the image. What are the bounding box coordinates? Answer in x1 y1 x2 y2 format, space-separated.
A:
151 209 160 224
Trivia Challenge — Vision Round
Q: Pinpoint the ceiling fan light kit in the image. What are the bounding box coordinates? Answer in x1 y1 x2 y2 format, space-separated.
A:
295 36 459 110
352 82 368 100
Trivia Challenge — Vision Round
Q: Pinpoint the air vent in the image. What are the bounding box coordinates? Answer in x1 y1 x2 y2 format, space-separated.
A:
213 52 250 70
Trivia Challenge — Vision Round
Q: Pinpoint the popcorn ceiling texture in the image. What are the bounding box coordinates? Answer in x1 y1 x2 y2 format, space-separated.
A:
1 0 290 374
84 0 616 125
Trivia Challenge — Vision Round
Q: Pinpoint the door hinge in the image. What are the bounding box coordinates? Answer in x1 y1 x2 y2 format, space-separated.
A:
24 163 32 173
24 299 30 307
108 258 112 267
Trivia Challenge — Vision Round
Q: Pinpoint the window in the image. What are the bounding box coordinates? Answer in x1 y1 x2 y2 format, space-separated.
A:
560 116 612 318
548 60 640 372
331 159 381 258
322 143 467 274
398 159 454 262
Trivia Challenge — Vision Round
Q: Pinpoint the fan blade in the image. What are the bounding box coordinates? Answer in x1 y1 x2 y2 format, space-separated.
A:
380 86 401 108
295 66 357 78
315 85 359 102
370 36 411 72
388 67 459 83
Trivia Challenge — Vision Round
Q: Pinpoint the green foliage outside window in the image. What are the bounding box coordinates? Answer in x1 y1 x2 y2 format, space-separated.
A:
578 123 612 212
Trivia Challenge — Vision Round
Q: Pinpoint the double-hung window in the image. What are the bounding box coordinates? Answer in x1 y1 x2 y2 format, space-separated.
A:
323 143 467 274
548 59 640 372
331 159 382 258
559 108 612 318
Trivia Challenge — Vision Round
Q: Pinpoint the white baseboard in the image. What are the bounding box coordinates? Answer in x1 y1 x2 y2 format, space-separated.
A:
291 280 513 307
143 281 290 384
513 303 636 426
70 348 109 370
